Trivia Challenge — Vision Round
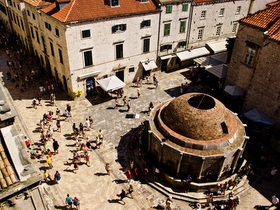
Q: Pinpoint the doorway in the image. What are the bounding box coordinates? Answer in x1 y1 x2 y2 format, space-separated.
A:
86 77 95 95
116 70 124 81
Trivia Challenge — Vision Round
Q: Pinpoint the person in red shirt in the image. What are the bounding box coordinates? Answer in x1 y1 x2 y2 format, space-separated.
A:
24 136 31 149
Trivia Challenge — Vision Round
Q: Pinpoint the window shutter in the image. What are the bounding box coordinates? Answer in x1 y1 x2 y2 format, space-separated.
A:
123 24 126 31
112 26 117 33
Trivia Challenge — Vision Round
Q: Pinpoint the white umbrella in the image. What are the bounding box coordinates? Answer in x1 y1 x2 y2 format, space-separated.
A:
96 75 125 92
224 85 244 96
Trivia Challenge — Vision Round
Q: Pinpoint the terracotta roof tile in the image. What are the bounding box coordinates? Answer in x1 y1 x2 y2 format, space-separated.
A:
43 0 158 23
24 0 52 7
241 3 280 29
41 2 57 13
0 143 18 189
240 3 280 41
267 18 280 41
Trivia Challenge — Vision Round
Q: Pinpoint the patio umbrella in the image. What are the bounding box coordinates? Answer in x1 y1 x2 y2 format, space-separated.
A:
244 108 275 125
224 85 244 96
96 75 125 92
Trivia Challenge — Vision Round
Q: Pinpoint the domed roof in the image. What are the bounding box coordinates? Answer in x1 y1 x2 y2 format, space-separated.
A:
161 93 232 140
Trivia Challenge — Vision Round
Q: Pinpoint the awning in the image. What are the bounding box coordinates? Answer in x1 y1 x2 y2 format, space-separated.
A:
224 85 245 96
244 108 276 125
193 57 209 66
160 54 174 60
205 64 228 79
176 47 210 61
141 59 158 71
78 70 101 80
206 39 227 54
96 75 125 92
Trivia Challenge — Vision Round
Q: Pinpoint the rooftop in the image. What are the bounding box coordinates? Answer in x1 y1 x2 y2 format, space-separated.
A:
240 1 280 41
40 0 159 23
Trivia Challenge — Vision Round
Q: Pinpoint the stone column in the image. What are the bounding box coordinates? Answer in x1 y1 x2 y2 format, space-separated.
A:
217 156 227 181
231 148 243 173
198 157 206 180
176 152 184 176
147 130 153 153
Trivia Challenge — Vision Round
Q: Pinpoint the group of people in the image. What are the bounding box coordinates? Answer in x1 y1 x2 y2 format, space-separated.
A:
65 194 80 210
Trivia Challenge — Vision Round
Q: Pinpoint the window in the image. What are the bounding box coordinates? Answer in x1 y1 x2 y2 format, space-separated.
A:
35 30 40 43
55 28 59 37
141 20 151 28
116 44 123 59
20 19 24 31
164 23 171 36
45 22 51 31
244 47 256 66
50 42 54 56
236 6 241 14
140 0 149 2
160 44 172 52
182 3 188 11
82 29 91 38
129 67 135 72
84 50 93 66
58 49 63 64
166 5 172 13
200 10 206 19
232 22 238 33
30 26 34 39
219 8 224 16
27 10 30 16
111 0 119 6
216 25 222 36
32 13 35 20
178 41 186 48
112 24 126 33
143 38 150 53
179 20 186 33
198 28 204 40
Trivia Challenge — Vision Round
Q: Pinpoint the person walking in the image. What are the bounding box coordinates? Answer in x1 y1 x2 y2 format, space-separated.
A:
65 194 73 209
127 100 131 112
137 88 141 98
73 197 81 210
123 96 127 106
24 136 31 149
270 195 279 208
105 163 111 175
66 104 72 116
52 139 59 154
97 129 104 144
85 118 90 131
89 116 93 128
56 120 61 132
46 155 53 169
117 189 126 205
54 171 61 184
126 184 134 198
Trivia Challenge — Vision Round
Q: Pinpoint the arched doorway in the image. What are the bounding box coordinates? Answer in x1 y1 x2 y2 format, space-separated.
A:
86 77 95 95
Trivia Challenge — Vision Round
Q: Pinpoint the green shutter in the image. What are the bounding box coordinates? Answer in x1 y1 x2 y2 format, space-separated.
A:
182 4 188 11
166 5 172 13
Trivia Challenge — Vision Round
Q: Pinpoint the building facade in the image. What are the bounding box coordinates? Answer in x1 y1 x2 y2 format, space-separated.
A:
0 0 252 98
226 2 280 127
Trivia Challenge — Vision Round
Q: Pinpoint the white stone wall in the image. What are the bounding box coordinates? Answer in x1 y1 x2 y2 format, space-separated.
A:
249 0 277 14
159 3 191 56
189 0 250 48
65 13 160 93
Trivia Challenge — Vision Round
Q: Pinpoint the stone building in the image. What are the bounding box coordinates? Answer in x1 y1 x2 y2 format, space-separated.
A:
147 93 247 187
226 1 280 127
